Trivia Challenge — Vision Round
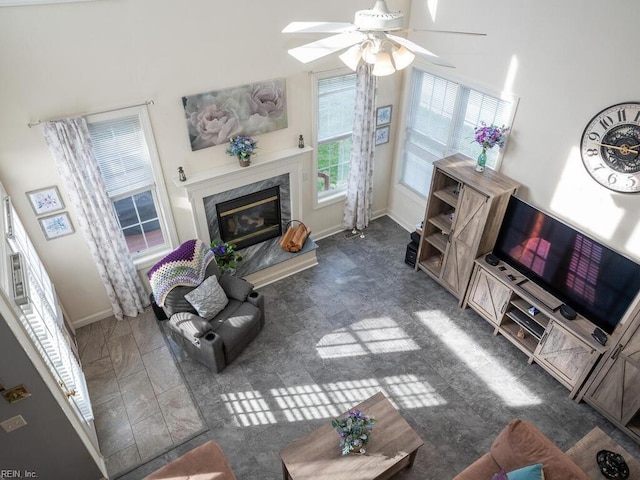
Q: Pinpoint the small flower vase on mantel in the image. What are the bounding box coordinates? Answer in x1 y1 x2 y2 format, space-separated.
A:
237 154 251 168
476 149 487 172
227 136 257 168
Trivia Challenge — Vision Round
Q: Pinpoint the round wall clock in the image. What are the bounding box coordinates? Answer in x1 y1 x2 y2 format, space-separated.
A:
580 102 640 193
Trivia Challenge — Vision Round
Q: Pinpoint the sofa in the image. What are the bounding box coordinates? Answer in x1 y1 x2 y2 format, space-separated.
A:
144 440 236 480
149 240 265 373
453 419 589 480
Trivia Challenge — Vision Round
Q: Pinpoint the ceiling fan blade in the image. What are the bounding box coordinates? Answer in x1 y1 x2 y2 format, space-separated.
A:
287 32 366 64
282 22 356 34
404 29 487 36
387 34 455 68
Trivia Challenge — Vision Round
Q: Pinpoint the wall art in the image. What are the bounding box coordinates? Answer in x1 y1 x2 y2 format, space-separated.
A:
182 77 288 151
26 186 64 216
39 212 75 240
375 125 390 146
376 105 392 126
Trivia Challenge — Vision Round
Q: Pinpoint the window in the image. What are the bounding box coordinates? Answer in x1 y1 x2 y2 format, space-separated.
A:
4 196 93 423
86 107 174 258
315 72 357 201
401 69 515 196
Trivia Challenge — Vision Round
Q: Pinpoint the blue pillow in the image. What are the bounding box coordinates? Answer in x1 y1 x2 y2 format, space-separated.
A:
507 463 544 480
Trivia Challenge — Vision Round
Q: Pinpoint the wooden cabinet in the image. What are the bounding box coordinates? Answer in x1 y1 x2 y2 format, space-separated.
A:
467 267 511 326
534 320 600 396
465 259 606 398
416 154 519 303
581 302 640 443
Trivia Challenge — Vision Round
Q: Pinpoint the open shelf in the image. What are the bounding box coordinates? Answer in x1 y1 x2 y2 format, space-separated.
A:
427 212 453 234
510 298 549 329
433 184 460 208
506 308 544 340
419 255 443 276
425 233 448 252
500 319 539 355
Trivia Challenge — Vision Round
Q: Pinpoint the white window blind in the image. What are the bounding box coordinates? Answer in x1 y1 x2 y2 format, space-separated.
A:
318 74 357 142
401 69 513 196
87 115 154 198
316 73 357 198
4 197 93 423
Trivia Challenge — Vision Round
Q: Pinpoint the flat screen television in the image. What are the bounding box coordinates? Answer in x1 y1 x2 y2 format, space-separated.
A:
493 196 640 334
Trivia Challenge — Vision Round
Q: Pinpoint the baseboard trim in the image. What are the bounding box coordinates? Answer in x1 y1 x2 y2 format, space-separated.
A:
72 309 113 328
311 209 389 241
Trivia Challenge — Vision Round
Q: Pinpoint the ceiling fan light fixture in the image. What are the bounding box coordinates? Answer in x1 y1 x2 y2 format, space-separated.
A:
372 51 396 76
391 44 415 71
361 41 378 64
339 44 362 71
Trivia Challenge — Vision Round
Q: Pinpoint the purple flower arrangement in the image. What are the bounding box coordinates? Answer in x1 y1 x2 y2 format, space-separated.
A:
473 122 510 150
226 135 257 159
331 409 376 455
210 239 242 272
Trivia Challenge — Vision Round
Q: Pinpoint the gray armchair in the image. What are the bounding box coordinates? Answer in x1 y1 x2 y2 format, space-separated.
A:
158 260 265 373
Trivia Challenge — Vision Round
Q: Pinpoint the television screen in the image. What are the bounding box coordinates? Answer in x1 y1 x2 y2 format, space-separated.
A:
493 196 640 334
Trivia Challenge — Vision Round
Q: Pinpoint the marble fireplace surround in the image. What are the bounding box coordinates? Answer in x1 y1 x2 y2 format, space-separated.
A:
177 147 317 287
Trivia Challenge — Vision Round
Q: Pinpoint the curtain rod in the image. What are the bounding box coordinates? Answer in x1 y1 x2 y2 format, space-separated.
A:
27 100 155 128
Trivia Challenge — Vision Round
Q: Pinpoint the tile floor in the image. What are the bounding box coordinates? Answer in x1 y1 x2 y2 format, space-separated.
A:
83 216 640 479
77 308 206 477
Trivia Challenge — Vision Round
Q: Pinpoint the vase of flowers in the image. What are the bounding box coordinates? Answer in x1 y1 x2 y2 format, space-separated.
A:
331 409 376 456
226 135 257 167
473 122 510 172
210 240 242 274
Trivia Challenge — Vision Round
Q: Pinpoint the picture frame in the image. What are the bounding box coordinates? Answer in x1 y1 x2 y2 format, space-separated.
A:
39 212 75 240
182 77 288 151
26 186 65 216
375 126 390 146
376 105 392 126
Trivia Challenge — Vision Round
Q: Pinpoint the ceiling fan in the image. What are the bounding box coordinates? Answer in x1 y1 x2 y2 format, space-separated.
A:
282 0 485 76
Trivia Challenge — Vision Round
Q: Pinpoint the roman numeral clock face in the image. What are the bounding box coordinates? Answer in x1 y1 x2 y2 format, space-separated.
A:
580 102 640 193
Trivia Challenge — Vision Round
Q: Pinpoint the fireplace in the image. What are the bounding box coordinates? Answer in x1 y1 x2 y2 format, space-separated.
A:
215 186 282 250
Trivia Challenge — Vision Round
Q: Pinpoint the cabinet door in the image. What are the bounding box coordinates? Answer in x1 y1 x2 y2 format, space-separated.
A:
441 186 488 297
534 321 598 392
467 268 511 325
585 328 640 424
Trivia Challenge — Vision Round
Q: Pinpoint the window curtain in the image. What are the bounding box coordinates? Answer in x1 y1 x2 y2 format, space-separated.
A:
42 118 149 320
342 63 377 231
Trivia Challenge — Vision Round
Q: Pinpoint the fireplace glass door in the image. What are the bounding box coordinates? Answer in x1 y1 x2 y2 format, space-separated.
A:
216 186 282 250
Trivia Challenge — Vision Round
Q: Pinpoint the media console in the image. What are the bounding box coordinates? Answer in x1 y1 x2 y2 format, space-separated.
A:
464 256 608 398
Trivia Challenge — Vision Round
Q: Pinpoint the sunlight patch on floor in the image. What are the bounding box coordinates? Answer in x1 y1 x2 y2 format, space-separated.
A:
221 390 277 427
416 309 542 407
220 374 446 427
316 317 421 359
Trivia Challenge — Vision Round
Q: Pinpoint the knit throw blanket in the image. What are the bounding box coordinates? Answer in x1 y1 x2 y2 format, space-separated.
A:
148 239 215 307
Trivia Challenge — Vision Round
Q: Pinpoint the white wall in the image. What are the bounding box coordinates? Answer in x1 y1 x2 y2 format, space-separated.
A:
388 0 640 263
4 0 638 323
0 0 408 323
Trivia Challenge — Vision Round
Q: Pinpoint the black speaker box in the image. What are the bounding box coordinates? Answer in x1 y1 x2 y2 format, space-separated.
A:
410 231 421 244
559 304 577 320
405 242 418 267
485 253 499 266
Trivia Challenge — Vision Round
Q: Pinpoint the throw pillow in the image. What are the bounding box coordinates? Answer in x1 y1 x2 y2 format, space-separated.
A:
218 274 253 301
493 464 545 480
507 464 545 480
184 275 229 320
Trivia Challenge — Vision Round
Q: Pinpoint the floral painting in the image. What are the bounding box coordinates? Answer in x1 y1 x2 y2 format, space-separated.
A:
39 212 74 240
182 78 288 151
26 186 64 216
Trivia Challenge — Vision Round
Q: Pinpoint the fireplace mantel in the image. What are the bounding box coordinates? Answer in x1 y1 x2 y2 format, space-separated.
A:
176 145 316 288
173 146 313 189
